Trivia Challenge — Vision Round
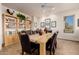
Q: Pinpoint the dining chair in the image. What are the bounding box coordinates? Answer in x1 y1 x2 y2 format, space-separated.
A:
48 30 52 33
46 32 57 55
38 29 43 35
54 31 59 48
18 31 39 55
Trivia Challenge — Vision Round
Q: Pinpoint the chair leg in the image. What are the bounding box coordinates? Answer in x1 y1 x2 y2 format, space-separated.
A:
55 43 57 48
50 51 52 55
52 47 55 55
21 49 24 55
38 46 40 55
53 50 55 55
50 49 52 55
55 42 57 48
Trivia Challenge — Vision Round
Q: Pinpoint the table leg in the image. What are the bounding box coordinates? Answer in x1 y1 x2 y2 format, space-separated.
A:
40 43 46 55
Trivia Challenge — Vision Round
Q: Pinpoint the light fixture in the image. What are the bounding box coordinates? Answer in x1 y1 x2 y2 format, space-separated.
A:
41 3 55 17
52 7 55 10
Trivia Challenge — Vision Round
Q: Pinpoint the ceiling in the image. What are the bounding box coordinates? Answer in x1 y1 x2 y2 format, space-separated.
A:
2 3 79 17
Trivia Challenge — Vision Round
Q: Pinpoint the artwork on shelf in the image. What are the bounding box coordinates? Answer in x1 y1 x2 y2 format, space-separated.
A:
19 24 25 29
64 15 74 33
25 20 31 30
5 17 16 22
50 21 56 28
40 22 45 28
77 19 79 27
6 31 16 35
6 23 16 29
8 18 15 22
9 31 12 35
5 15 16 29
6 9 15 15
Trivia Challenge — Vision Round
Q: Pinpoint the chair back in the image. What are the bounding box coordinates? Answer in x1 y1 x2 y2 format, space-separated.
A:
19 31 31 53
46 32 57 49
50 32 57 50
55 31 59 39
46 37 51 49
46 32 58 54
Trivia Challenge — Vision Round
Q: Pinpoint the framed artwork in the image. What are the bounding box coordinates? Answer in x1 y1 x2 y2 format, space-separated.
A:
45 18 51 25
45 18 51 29
5 16 16 29
50 21 56 28
40 22 45 28
19 23 25 29
64 15 74 33
40 18 56 29
77 19 79 26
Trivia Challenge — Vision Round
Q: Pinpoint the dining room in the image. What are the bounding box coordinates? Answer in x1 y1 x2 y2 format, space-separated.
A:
0 3 79 55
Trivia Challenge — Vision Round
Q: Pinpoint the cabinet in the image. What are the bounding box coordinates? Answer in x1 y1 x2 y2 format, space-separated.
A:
2 14 32 46
3 14 18 46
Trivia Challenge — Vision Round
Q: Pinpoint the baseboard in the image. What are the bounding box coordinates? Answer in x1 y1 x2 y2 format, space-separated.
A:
58 38 79 42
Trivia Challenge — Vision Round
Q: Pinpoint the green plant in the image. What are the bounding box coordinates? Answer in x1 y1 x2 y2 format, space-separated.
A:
16 13 26 21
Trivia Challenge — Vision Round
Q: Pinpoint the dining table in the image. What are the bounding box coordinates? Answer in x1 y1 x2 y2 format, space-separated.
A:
29 33 52 55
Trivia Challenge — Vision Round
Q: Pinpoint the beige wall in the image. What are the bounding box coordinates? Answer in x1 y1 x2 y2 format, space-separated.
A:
37 9 79 41
31 16 41 31
0 3 3 50
56 9 79 41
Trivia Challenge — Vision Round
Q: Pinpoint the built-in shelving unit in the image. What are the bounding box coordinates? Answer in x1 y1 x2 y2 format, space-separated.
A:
2 13 32 46
3 13 18 46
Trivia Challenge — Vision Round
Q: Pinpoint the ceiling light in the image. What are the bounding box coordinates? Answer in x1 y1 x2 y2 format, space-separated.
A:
52 7 55 10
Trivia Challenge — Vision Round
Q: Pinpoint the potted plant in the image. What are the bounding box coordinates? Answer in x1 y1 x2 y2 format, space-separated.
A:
16 13 26 22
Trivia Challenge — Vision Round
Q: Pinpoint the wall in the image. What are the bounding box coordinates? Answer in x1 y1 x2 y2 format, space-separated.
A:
56 9 79 41
39 14 58 31
31 14 58 31
38 9 79 41
31 16 41 31
0 3 3 50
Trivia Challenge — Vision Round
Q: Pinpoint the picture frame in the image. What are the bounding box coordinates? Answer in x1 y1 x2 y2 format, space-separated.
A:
64 15 74 33
40 22 45 28
50 21 56 28
5 15 16 29
45 18 51 25
45 18 51 29
77 19 79 27
19 23 25 29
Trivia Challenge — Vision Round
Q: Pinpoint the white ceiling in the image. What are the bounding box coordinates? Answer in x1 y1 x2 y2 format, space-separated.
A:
2 3 79 17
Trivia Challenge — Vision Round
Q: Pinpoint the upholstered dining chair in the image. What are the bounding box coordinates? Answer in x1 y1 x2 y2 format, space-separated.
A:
46 32 57 55
18 31 39 55
54 31 59 48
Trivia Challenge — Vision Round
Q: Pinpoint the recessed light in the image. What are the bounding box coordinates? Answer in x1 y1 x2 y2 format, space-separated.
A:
52 7 55 10
42 9 46 13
